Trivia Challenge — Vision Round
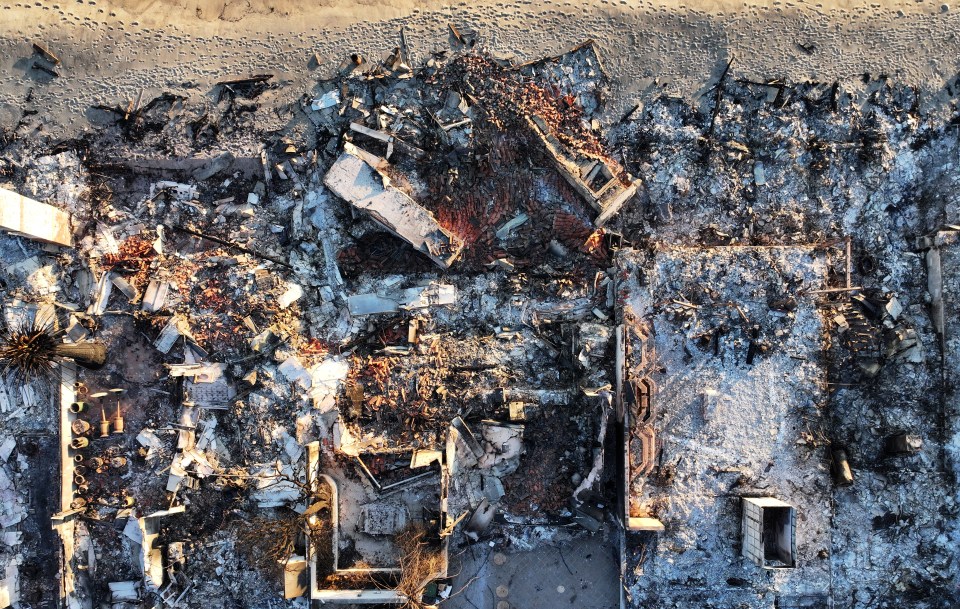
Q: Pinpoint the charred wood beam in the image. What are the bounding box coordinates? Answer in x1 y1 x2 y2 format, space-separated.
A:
706 56 735 140
617 103 641 125
217 74 273 86
170 225 293 269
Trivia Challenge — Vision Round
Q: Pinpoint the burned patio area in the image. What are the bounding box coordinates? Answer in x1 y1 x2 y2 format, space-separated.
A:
304 441 446 594
617 246 833 607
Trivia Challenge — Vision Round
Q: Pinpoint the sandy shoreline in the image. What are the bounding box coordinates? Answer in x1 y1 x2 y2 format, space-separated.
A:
0 0 958 135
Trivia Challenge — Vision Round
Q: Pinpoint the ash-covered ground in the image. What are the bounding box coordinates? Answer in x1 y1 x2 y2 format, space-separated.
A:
0 16 958 609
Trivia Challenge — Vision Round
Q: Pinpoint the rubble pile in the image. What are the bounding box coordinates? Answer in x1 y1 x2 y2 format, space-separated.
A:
0 30 957 609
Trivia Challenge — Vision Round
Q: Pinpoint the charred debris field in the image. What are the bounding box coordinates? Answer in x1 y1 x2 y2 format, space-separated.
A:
0 29 958 609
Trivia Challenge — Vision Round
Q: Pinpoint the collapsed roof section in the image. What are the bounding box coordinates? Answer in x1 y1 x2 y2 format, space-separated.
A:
323 144 464 269
525 115 638 227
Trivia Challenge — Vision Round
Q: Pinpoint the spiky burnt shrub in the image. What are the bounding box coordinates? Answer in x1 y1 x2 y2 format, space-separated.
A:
0 317 63 381
0 316 106 381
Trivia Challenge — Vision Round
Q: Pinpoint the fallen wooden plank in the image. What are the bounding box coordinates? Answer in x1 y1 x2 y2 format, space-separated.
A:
216 74 273 86
0 187 73 246
32 42 60 65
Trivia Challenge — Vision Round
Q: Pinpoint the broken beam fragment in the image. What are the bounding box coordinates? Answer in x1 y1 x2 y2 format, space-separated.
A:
399 27 410 65
845 236 852 289
32 61 59 78
217 74 273 86
353 455 382 492
627 517 665 532
349 122 425 159
350 122 392 143
0 187 73 246
706 56 735 139
804 286 863 295
32 42 60 65
451 416 484 460
170 225 293 269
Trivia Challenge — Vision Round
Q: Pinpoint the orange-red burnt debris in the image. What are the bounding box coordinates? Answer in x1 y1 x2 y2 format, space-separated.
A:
0 21 952 609
15 38 639 609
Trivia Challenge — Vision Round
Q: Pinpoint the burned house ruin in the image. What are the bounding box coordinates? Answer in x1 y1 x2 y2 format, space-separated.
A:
0 12 956 609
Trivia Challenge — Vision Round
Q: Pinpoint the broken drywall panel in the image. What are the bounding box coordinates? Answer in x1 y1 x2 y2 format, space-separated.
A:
400 283 456 310
278 356 312 388
141 281 170 313
323 144 463 268
278 282 304 308
347 293 399 316
282 556 308 599
107 581 139 603
150 181 198 201
90 272 113 315
0 564 19 608
0 438 15 463
348 283 456 316
0 187 73 247
309 357 350 412
154 315 191 354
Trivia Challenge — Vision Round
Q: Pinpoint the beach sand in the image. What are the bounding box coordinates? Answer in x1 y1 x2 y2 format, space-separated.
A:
0 0 958 136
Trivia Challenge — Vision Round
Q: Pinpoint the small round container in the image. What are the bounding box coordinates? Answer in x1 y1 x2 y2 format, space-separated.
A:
71 420 91 435
70 437 89 450
69 402 87 414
